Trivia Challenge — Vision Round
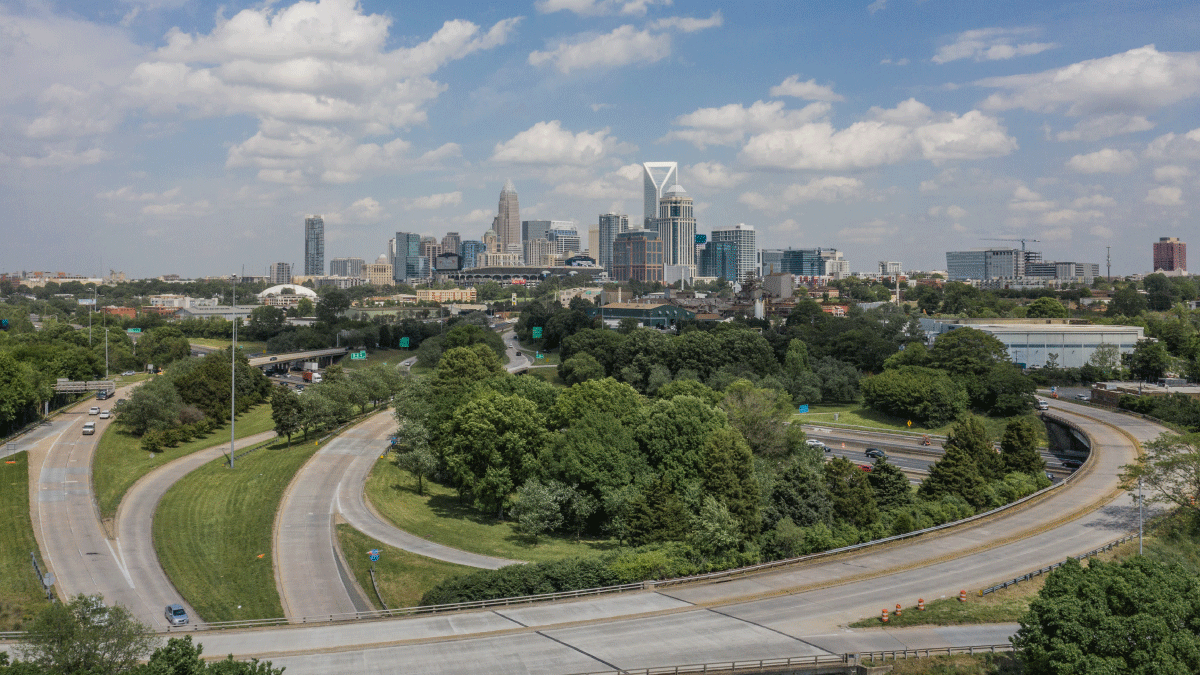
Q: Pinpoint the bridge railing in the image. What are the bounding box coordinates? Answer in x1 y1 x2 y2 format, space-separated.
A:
979 532 1137 596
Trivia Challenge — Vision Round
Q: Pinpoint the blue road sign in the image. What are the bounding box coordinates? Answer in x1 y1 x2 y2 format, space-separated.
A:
798 404 809 413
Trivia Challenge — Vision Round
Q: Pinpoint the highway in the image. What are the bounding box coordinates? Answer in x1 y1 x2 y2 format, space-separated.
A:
163 400 1160 673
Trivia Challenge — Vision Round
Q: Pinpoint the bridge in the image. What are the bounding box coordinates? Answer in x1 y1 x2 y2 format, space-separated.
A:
245 347 347 369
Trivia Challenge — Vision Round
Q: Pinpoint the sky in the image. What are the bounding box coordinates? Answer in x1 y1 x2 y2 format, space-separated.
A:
3 0 1199 279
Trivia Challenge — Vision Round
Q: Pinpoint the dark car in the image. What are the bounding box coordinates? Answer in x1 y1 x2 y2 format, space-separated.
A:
865 448 887 459
1061 459 1083 469
164 604 188 626
269 357 277 361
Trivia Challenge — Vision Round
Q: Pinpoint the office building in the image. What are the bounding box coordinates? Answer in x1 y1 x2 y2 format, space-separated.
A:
822 249 850 280
946 248 1029 281
304 216 324 275
362 256 393 287
329 257 364 278
643 162 678 228
700 240 739 281
879 261 902 276
1024 261 1100 284
612 228 664 282
548 224 581 256
656 184 696 272
780 249 829 277
598 213 629 272
760 249 784 277
442 232 462 257
1154 236 1187 273
711 223 756 283
393 232 423 284
420 237 442 272
460 240 485 269
268 262 291 285
522 220 552 242
588 227 600 262
524 238 555 267
496 180 521 257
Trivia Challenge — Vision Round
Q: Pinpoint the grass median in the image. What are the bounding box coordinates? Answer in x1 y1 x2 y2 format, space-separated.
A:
798 404 1045 443
0 452 51 630
154 436 317 622
365 455 616 564
93 404 274 520
336 525 474 610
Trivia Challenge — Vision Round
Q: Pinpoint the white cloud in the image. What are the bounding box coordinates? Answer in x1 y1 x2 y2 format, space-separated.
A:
867 0 887 14
1145 185 1183 205
529 25 670 74
13 146 109 168
739 99 1016 170
649 12 723 33
1039 226 1073 241
1090 225 1114 238
407 191 463 210
346 197 384 222
1065 148 1137 174
1009 186 1055 212
491 120 631 165
1040 209 1103 225
932 27 1057 64
769 75 844 102
535 0 671 16
686 162 747 190
663 100 830 148
225 120 410 184
880 57 909 66
416 143 462 165
739 177 865 212
1144 128 1200 161
837 218 896 244
929 204 968 219
1154 165 1191 182
551 163 642 200
1071 194 1116 208
978 45 1200 116
454 208 494 225
1055 114 1154 142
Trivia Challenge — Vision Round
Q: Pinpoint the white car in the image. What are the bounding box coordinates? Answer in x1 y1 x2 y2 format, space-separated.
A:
1036 400 1050 411
805 439 828 451
99 410 111 419
88 407 100 415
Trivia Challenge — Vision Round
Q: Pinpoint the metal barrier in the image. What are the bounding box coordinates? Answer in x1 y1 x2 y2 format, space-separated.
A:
979 533 1138 596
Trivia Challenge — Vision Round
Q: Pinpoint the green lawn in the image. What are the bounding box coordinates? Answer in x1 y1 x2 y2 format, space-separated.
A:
848 580 1043 629
0 452 51 630
341 349 409 370
519 367 566 387
365 455 617 563
798 403 1046 443
154 437 318 622
93 404 275 520
336 525 474 610
188 338 270 353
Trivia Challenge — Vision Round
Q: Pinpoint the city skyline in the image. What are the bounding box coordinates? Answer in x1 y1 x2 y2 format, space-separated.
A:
4 0 1200 278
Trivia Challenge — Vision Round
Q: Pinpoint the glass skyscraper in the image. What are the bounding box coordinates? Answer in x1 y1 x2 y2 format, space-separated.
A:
304 215 324 275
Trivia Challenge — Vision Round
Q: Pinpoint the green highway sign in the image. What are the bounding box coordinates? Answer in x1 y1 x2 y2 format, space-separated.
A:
350 350 367 360
532 327 543 339
126 328 142 333
400 337 410 348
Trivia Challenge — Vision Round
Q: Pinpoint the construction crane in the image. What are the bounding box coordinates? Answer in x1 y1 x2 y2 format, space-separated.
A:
982 237 1039 251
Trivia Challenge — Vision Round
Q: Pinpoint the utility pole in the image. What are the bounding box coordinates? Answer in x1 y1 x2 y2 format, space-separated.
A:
1106 246 1111 282
230 273 237 470
104 328 109 379
1138 476 1143 555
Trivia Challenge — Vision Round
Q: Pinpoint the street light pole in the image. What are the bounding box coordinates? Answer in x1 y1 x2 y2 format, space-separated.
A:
230 274 237 470
105 328 109 380
1138 476 1143 555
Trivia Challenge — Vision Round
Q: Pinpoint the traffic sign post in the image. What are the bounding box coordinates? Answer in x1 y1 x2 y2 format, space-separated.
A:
368 549 380 572
532 327 543 339
400 337 410 349
798 404 809 413
126 328 141 333
350 350 367 360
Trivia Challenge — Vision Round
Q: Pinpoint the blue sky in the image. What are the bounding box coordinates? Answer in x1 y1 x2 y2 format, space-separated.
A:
3 0 1199 278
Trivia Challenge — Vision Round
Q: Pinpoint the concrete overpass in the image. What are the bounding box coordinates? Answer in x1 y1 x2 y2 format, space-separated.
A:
246 347 347 369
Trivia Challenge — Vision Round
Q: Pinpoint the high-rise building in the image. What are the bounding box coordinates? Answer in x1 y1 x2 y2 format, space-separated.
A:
656 185 696 272
1153 236 1187 272
822 249 849 280
548 224 581 256
362 255 393 287
588 227 600 262
879 261 902 276
497 180 520 257
524 238 554 267
393 232 423 284
612 228 663 282
442 233 462 257
711 223 756 283
597 213 629 272
760 249 784 277
946 248 1028 281
329 257 364 278
460 240 485 269
268 262 291 285
699 241 739 281
779 249 831 277
643 162 678 228
420 236 442 273
304 216 324 275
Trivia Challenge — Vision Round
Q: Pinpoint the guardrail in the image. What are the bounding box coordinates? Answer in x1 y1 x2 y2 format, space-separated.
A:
980 532 1138 596
800 422 948 442
561 644 1017 675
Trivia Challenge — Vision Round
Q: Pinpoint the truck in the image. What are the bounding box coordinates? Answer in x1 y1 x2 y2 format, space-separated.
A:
302 371 323 383
303 362 319 372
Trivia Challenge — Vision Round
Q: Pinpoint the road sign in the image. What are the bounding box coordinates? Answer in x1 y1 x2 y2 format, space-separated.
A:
532 327 543 339
798 404 809 413
368 549 380 555
907 420 912 427
400 337 410 348
126 328 142 333
350 350 367 360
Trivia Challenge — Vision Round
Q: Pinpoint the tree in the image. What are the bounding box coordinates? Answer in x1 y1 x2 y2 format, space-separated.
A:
117 374 183 436
763 462 834 530
246 305 286 341
1025 296 1068 318
314 288 350 324
139 635 285 674
1088 343 1122 379
394 445 437 496
976 364 1037 416
700 427 760 535
812 356 860 403
18 594 160 674
1128 338 1171 381
918 441 989 509
860 366 968 427
633 395 730 485
1013 557 1200 675
559 353 604 386
510 479 565 542
719 379 798 457
295 297 315 317
823 456 877 528
927 327 1011 380
269 386 302 447
1120 431 1200 516
626 473 689 545
947 415 1003 480
1001 416 1046 476
137 326 191 369
867 459 913 511
1144 272 1180 311
1107 284 1147 317
689 496 742 556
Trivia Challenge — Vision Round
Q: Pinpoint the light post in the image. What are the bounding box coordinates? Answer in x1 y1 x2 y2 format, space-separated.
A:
230 274 237 469
1138 476 1143 555
105 328 109 379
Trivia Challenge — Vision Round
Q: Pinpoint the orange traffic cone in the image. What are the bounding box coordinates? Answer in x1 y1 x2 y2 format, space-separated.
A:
918 598 925 611
881 608 889 623
959 590 967 602
895 603 902 617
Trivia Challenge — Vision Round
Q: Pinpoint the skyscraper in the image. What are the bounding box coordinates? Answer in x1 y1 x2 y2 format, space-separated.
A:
1153 236 1187 272
442 232 462 257
304 216 324 275
497 180 520 258
656 184 696 271
597 213 629 272
643 162 678 228
329 257 364 278
612 228 663 282
393 232 422 284
268 262 291 285
711 223 756 283
460 240 485 269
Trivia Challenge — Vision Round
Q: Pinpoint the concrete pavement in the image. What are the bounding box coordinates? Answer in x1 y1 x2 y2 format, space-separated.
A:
177 400 1160 673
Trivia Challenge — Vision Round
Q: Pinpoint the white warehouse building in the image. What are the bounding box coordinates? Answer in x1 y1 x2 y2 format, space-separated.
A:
922 319 1145 369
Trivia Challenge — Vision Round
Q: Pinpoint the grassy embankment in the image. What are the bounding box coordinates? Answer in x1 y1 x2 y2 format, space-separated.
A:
341 348 410 370
93 404 275 520
365 455 616 564
0 452 51 630
336 525 474 610
799 403 1046 443
154 436 319 622
188 338 270 354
